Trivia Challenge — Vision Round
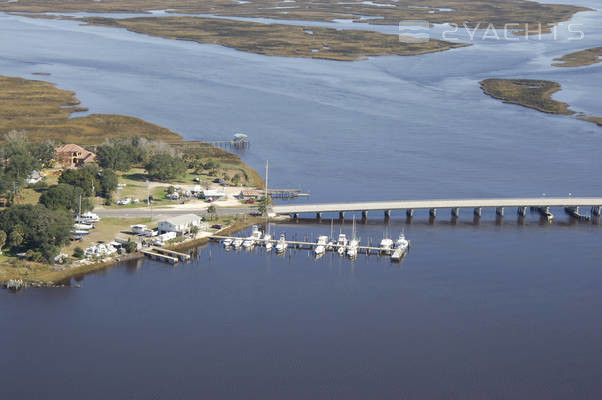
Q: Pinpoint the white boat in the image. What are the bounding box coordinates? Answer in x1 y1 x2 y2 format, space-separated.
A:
391 233 410 261
263 233 273 251
336 233 348 255
71 230 90 236
73 223 94 231
380 237 394 254
346 217 359 257
243 225 262 248
275 234 287 253
76 211 100 223
233 238 244 249
223 238 233 247
314 235 328 255
347 239 359 258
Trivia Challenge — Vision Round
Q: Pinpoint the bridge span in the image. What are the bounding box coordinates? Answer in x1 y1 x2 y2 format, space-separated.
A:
272 197 602 219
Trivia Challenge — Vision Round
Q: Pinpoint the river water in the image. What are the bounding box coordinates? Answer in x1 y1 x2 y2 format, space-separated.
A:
1 2 602 398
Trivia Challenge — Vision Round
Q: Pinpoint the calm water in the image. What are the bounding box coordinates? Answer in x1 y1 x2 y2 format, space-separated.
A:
1 2 602 398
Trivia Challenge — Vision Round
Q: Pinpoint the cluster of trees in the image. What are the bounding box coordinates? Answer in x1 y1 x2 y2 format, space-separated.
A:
0 131 55 200
145 153 187 181
96 137 189 181
58 163 118 197
0 204 72 262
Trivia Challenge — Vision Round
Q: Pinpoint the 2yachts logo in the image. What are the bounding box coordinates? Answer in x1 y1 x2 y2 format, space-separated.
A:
399 20 585 43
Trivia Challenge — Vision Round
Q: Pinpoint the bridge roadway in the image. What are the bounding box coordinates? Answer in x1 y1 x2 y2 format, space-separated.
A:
272 197 602 217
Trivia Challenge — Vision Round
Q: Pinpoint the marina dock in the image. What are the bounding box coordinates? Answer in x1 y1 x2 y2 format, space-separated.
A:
210 235 405 256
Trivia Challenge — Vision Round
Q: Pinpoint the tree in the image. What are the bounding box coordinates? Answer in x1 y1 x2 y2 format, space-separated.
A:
231 174 241 185
257 196 270 215
59 164 100 197
96 141 136 171
8 227 24 249
98 169 118 194
0 132 44 194
190 225 199 235
144 153 187 181
39 184 92 214
0 205 72 262
73 246 85 259
0 230 6 255
125 238 138 253
207 205 217 220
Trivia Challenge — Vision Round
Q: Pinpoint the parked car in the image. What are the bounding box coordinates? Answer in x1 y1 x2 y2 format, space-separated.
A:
211 224 223 229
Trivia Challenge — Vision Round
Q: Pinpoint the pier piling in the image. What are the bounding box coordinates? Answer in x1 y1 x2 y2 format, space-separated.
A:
474 207 482 217
496 207 504 217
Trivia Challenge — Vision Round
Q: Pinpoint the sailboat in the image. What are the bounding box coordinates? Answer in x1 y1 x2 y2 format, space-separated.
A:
347 216 359 258
379 226 394 254
275 233 287 253
262 160 273 251
314 235 328 255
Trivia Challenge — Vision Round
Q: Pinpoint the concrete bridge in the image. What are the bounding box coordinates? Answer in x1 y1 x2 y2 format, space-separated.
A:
272 197 602 220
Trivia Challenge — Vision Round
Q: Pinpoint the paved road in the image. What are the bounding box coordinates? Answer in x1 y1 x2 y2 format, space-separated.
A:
272 197 602 214
94 206 257 219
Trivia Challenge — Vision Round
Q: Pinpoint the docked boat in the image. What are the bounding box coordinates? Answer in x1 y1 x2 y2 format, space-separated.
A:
275 234 287 253
379 237 394 254
391 233 410 261
336 233 348 255
314 235 328 255
264 233 273 251
223 238 233 247
347 238 359 258
243 225 262 248
346 217 359 258
233 238 244 249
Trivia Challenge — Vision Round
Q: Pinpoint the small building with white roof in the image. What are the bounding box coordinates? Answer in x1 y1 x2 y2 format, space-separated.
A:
157 214 203 236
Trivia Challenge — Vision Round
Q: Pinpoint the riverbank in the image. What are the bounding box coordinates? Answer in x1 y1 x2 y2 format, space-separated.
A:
0 216 264 288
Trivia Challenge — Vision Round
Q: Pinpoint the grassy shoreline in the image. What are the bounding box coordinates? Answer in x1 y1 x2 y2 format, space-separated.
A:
480 78 602 128
480 78 573 115
1 217 264 286
553 47 602 68
0 0 587 34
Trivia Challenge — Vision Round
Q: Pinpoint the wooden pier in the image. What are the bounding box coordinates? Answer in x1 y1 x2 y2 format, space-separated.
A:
142 250 179 265
151 247 191 262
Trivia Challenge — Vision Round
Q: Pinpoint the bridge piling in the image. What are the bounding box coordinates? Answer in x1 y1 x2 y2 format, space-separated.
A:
496 207 504 217
429 208 437 217
316 212 322 220
474 207 482 217
361 211 368 221
384 209 391 219
592 206 601 216
517 206 527 217
339 211 345 220
406 209 414 217
451 207 459 217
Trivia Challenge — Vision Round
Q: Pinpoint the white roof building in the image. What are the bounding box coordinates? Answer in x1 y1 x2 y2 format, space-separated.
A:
202 189 226 200
158 214 203 235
